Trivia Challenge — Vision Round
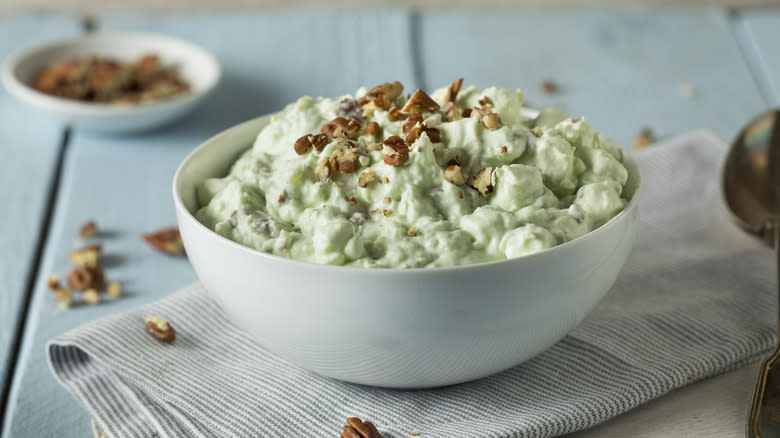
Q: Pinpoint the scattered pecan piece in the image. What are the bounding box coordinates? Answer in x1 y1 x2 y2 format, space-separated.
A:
145 316 176 342
383 209 392 217
364 121 381 138
400 89 440 114
462 107 472 118
482 113 502 130
478 96 490 106
141 228 185 256
53 287 73 308
294 135 313 155
407 227 418 237
632 127 654 150
500 145 508 154
83 288 101 305
540 77 557 94
382 136 410 167
69 243 102 266
316 158 332 182
47 274 61 290
78 220 98 239
358 170 376 188
107 281 122 299
468 167 495 196
67 265 105 291
443 165 466 185
342 417 383 438
530 127 542 138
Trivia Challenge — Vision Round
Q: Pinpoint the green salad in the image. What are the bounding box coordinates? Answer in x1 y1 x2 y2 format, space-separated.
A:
195 79 630 268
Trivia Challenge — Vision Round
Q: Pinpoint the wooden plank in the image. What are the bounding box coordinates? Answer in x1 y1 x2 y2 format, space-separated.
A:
0 12 81 424
739 12 780 105
418 10 766 147
5 0 780 15
2 11 417 438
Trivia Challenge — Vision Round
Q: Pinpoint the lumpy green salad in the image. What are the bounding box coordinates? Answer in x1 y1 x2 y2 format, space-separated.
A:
195 79 630 268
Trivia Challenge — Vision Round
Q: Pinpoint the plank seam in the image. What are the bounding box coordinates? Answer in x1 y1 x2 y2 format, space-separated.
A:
0 128 71 436
728 8 774 106
409 10 426 92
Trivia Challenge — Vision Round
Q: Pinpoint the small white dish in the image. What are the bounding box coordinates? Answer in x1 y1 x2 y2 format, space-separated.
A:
2 32 221 133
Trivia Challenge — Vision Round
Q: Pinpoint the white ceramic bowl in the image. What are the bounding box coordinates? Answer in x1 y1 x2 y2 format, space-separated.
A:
2 32 220 133
173 115 640 388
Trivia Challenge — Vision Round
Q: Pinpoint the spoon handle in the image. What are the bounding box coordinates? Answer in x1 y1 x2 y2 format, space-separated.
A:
747 223 780 437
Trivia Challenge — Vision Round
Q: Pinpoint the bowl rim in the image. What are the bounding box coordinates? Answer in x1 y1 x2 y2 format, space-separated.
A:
173 113 641 274
1 31 221 115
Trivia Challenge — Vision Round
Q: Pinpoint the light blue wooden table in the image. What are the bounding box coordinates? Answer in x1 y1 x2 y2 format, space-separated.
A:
0 8 777 437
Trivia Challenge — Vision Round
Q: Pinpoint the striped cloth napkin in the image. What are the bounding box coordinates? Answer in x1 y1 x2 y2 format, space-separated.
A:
48 131 775 438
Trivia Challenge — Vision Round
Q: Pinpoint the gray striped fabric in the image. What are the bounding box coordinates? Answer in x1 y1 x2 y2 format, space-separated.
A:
48 131 776 438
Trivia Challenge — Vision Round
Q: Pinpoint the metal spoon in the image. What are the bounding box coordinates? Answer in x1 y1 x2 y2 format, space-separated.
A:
722 109 780 437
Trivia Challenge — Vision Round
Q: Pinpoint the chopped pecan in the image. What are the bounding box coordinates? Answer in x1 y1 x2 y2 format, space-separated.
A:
67 265 105 291
141 228 184 256
364 121 381 138
296 132 329 155
332 147 359 174
69 243 102 266
342 417 383 438
294 134 313 155
387 107 402 122
462 107 472 118
407 227 418 237
82 288 101 305
443 165 466 185
358 81 404 112
632 128 654 150
402 113 423 134
468 167 494 196
78 220 97 239
53 287 73 308
358 170 376 188
337 98 362 118
107 281 122 299
145 316 176 342
443 102 462 122
321 116 362 140
469 107 484 120
530 127 542 138
400 89 440 114
406 123 441 144
383 209 392 217
540 77 557 94
478 96 490 106
482 113 502 130
47 274 61 290
316 158 332 182
500 145 508 154
448 78 463 103
424 126 442 143
382 136 410 166
310 133 329 151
